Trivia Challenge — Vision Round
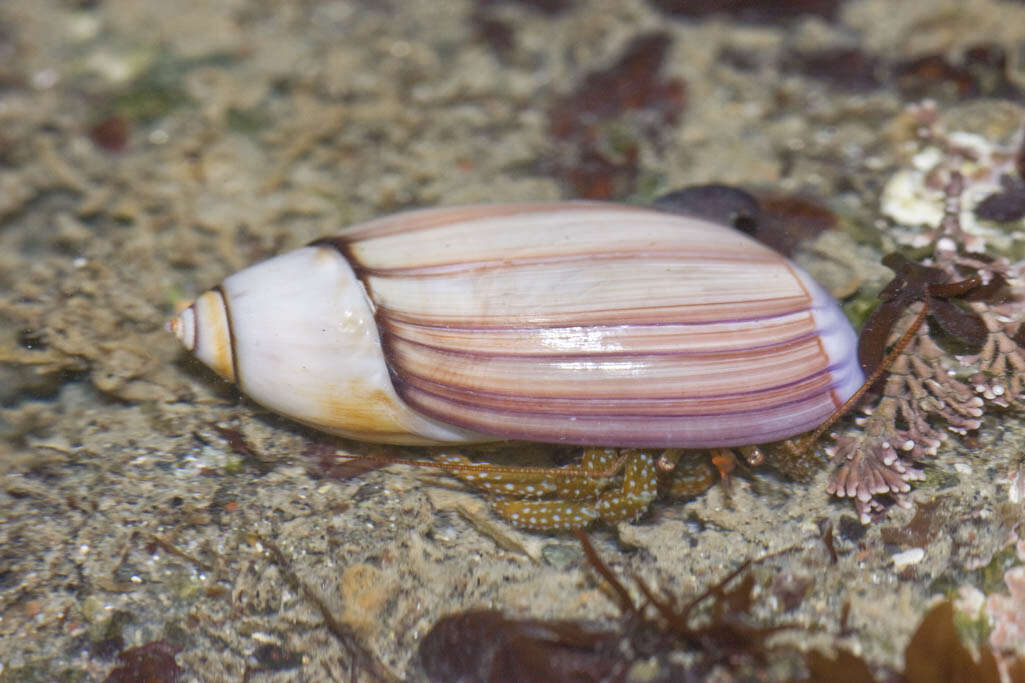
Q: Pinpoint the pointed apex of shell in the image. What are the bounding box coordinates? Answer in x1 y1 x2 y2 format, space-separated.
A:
167 290 235 382
167 303 197 351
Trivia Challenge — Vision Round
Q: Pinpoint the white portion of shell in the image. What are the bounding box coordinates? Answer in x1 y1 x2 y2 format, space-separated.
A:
169 304 196 351
215 246 491 444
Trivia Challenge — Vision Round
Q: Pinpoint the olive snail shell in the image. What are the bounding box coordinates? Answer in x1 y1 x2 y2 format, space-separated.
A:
169 201 863 447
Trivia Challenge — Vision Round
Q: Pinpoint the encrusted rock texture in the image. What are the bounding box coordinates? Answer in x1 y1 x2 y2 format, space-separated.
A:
1 0 1025 680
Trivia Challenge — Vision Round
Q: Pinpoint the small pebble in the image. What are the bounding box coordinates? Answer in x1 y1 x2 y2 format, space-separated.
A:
541 542 578 571
892 547 925 570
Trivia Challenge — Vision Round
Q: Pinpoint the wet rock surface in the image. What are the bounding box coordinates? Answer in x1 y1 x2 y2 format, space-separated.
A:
1 0 1024 680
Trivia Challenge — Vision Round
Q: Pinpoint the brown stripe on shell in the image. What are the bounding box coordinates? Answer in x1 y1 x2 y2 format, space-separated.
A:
380 312 821 356
340 204 775 272
374 298 815 329
385 333 833 401
393 361 839 416
341 250 781 279
395 379 847 448
363 260 813 328
211 285 240 385
332 201 629 242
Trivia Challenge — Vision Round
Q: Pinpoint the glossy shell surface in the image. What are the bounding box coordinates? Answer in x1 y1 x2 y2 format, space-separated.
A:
171 201 863 447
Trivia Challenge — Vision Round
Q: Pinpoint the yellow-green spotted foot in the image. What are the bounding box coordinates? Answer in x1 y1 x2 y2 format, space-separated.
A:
439 448 719 531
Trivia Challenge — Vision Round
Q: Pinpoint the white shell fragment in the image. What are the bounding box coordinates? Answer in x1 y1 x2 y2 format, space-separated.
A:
892 547 925 571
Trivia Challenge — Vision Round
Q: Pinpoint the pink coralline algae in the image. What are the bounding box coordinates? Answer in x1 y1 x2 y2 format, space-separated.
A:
826 103 1025 522
988 567 1025 652
985 541 1025 676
